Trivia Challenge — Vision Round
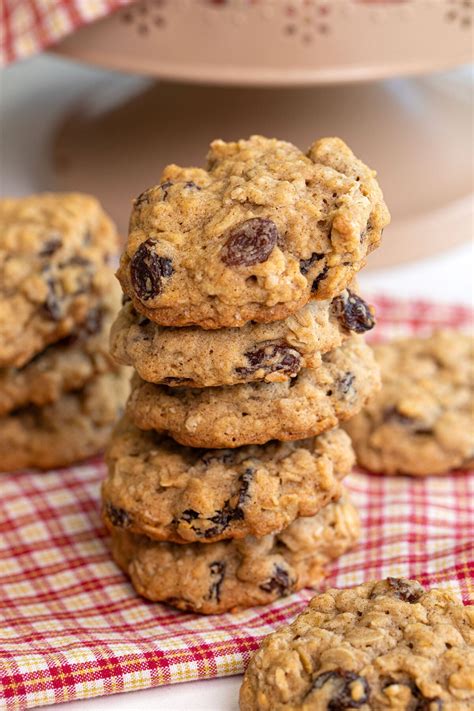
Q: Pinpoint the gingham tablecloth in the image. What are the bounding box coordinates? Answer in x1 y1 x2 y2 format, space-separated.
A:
0 0 132 65
0 296 473 711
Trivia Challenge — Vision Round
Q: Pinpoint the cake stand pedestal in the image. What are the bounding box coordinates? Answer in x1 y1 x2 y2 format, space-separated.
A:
52 70 473 268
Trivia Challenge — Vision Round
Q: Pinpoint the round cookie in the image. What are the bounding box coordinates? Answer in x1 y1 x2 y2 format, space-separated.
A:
110 289 375 387
126 335 381 449
345 331 474 476
109 496 360 614
0 277 121 416
102 417 354 543
117 135 389 329
0 193 118 368
0 371 130 472
240 578 474 711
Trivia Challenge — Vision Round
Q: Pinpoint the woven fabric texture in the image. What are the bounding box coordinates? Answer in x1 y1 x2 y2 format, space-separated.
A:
0 295 473 710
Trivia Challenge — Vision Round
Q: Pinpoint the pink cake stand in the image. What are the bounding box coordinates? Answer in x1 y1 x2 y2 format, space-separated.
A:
52 0 473 266
54 0 472 86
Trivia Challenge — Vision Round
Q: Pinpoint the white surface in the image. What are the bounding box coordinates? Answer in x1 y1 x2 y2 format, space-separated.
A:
42 676 242 711
0 53 472 711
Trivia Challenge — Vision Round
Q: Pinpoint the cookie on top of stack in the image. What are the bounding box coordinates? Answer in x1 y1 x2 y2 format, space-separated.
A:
104 135 389 614
0 193 129 471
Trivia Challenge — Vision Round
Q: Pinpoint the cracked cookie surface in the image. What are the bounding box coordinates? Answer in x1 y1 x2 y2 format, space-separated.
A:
110 290 374 387
0 276 121 416
103 417 354 543
240 578 474 711
108 496 360 614
0 193 118 368
117 135 389 329
126 335 380 449
345 331 474 476
0 370 130 471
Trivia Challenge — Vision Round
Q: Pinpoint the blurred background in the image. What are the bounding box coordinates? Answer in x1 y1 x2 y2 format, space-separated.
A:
1 0 473 300
0 3 473 708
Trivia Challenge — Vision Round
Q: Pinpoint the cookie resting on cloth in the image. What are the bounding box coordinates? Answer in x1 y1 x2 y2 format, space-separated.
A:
345 330 474 476
240 577 474 711
0 371 129 471
108 496 360 615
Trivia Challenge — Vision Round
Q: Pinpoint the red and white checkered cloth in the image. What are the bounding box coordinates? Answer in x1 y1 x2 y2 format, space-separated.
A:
0 0 133 65
0 296 473 711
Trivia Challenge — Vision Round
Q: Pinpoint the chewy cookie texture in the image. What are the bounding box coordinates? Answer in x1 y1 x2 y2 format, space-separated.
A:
103 418 354 543
126 335 380 449
0 193 129 471
117 135 389 328
0 371 129 472
0 282 121 417
111 289 375 388
240 578 474 711
346 330 474 476
104 134 386 614
109 496 360 615
0 193 118 368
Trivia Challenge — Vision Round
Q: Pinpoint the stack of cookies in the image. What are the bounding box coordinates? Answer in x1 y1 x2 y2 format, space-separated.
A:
0 193 129 471
103 135 389 614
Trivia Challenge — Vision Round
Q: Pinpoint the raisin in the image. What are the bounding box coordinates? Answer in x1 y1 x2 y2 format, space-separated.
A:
204 468 253 537
82 307 103 335
198 450 235 465
160 180 173 199
311 266 329 293
384 408 433 436
134 188 153 207
260 565 293 595
415 697 443 711
386 577 424 603
236 468 253 510
43 278 62 321
310 670 369 709
236 343 301 378
338 372 355 395
130 239 173 300
179 468 253 538
184 181 201 190
136 313 151 326
299 252 324 275
66 255 92 268
221 218 279 267
207 561 225 602
332 290 375 334
106 503 132 528
161 377 194 386
39 235 62 257
363 218 373 240
66 307 103 345
413 427 434 436
204 500 244 539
